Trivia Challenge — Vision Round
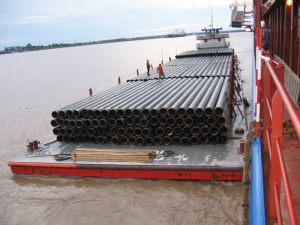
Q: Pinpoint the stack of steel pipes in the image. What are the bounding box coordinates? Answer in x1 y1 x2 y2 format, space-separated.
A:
51 74 230 145
127 54 232 81
176 48 233 58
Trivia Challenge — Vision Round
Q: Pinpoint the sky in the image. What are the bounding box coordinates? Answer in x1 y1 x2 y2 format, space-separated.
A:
0 0 237 49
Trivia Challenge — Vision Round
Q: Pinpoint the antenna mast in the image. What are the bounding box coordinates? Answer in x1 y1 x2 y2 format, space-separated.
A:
209 0 214 28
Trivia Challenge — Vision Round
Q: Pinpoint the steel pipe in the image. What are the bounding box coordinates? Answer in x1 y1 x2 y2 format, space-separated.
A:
209 135 219 144
155 127 165 136
175 117 184 126
201 126 209 136
219 126 228 134
191 136 199 145
153 136 162 145
184 117 194 127
180 136 190 145
172 136 181 145
162 136 172 145
119 136 129 145
111 136 119 145
165 127 173 136
134 128 142 136
135 136 145 145
214 77 229 116
195 77 220 116
200 135 209 144
174 126 183 136
204 77 225 116
186 77 213 115
191 126 201 135
145 137 153 145
210 126 219 135
142 128 152 137
126 127 135 136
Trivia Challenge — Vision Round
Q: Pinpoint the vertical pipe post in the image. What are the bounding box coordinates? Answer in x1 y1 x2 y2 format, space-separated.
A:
136 69 139 76
267 63 284 220
284 1 292 66
89 88 93 96
229 51 235 119
256 26 263 136
118 77 121 85
262 63 271 153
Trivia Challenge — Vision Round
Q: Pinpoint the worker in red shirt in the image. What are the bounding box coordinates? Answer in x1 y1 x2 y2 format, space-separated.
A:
156 64 165 78
146 60 151 76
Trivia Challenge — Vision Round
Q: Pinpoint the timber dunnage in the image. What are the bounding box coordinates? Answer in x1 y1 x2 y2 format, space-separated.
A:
71 148 156 163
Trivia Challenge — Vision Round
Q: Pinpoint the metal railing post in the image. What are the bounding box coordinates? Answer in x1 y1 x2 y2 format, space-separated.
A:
262 63 271 153
267 63 284 220
268 90 283 220
256 27 263 136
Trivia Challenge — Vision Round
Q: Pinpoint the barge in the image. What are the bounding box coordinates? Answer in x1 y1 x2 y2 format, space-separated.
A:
8 0 300 224
8 43 248 181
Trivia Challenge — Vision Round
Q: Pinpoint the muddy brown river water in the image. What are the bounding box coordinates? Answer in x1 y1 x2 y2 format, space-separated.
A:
0 32 253 225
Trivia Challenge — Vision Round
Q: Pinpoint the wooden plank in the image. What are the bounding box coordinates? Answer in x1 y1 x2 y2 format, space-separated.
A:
71 148 156 163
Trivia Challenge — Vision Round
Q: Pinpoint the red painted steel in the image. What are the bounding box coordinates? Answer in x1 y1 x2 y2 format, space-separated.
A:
283 138 300 223
261 59 300 225
266 62 300 139
274 183 284 225
8 162 243 181
276 138 298 225
263 1 300 77
266 98 272 120
268 90 284 219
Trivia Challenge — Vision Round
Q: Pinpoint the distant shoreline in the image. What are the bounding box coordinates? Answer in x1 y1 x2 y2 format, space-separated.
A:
0 30 245 55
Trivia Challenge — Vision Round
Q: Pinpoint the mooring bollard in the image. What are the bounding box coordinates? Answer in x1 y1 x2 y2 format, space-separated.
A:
89 88 93 96
136 69 139 76
118 76 121 84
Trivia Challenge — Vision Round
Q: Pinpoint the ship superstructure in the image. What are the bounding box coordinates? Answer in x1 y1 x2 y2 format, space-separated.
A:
196 27 230 49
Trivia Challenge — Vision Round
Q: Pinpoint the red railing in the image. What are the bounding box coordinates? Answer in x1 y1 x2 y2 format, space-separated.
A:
261 59 300 225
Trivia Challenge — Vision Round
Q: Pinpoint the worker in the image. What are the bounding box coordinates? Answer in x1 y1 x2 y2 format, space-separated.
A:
157 64 165 78
261 21 270 51
146 60 151 76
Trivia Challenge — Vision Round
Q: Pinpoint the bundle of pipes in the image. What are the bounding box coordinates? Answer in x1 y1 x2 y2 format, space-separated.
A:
176 48 234 58
127 54 232 82
51 76 230 145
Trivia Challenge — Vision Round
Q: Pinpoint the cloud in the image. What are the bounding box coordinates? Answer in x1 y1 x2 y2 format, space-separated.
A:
138 0 233 11
56 9 90 17
0 9 91 26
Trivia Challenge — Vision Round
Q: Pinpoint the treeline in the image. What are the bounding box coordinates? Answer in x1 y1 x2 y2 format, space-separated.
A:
0 35 167 54
0 29 244 55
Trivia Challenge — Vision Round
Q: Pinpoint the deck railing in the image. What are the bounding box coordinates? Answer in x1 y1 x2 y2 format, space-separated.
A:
261 59 300 225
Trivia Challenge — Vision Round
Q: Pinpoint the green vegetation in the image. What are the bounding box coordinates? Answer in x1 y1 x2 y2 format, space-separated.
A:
0 30 244 54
